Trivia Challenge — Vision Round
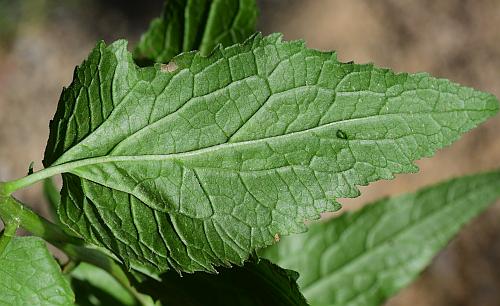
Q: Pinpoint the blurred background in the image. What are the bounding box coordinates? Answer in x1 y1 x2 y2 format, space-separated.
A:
1 1 499 305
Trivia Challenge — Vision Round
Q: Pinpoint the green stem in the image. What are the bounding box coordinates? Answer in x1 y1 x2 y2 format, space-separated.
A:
0 195 82 246
2 166 66 195
0 221 19 254
62 259 79 274
0 193 152 306
2 156 140 194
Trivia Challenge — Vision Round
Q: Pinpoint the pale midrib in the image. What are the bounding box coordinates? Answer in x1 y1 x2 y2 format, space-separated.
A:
4 107 489 194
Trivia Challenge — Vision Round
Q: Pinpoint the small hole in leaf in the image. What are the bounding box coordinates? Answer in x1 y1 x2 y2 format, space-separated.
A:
336 129 348 140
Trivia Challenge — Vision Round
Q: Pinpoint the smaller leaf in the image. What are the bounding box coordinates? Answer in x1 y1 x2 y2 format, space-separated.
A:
136 257 308 306
0 236 74 305
262 170 500 306
70 263 138 306
134 0 258 64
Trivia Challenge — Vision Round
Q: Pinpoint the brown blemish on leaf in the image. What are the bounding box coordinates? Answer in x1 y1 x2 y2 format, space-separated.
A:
274 233 280 242
160 61 178 73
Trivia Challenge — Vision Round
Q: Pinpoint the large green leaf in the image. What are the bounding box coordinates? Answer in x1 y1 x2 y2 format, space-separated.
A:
262 170 500 306
0 236 74 305
43 33 498 274
136 258 308 306
134 0 258 65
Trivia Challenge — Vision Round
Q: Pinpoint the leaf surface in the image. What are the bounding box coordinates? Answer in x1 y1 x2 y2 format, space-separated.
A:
0 236 74 305
134 0 258 64
136 258 308 306
262 170 500 306
43 34 499 274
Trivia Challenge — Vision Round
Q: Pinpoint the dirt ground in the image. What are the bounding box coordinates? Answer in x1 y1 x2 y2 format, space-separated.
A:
1 1 500 305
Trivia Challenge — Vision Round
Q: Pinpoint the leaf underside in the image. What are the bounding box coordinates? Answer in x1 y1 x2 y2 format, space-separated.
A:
136 258 308 306
43 33 498 274
134 0 258 65
0 237 74 305
262 170 500 306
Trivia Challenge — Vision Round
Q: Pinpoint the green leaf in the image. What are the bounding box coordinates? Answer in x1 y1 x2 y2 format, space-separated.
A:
43 33 498 274
133 0 258 65
70 263 137 306
0 236 74 305
136 257 308 306
262 170 500 306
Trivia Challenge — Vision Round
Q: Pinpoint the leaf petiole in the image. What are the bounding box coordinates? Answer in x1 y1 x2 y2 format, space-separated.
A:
2 166 66 195
0 195 81 245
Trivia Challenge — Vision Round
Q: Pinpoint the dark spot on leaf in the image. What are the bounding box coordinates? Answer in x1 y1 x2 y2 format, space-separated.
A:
336 129 348 140
27 161 34 175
